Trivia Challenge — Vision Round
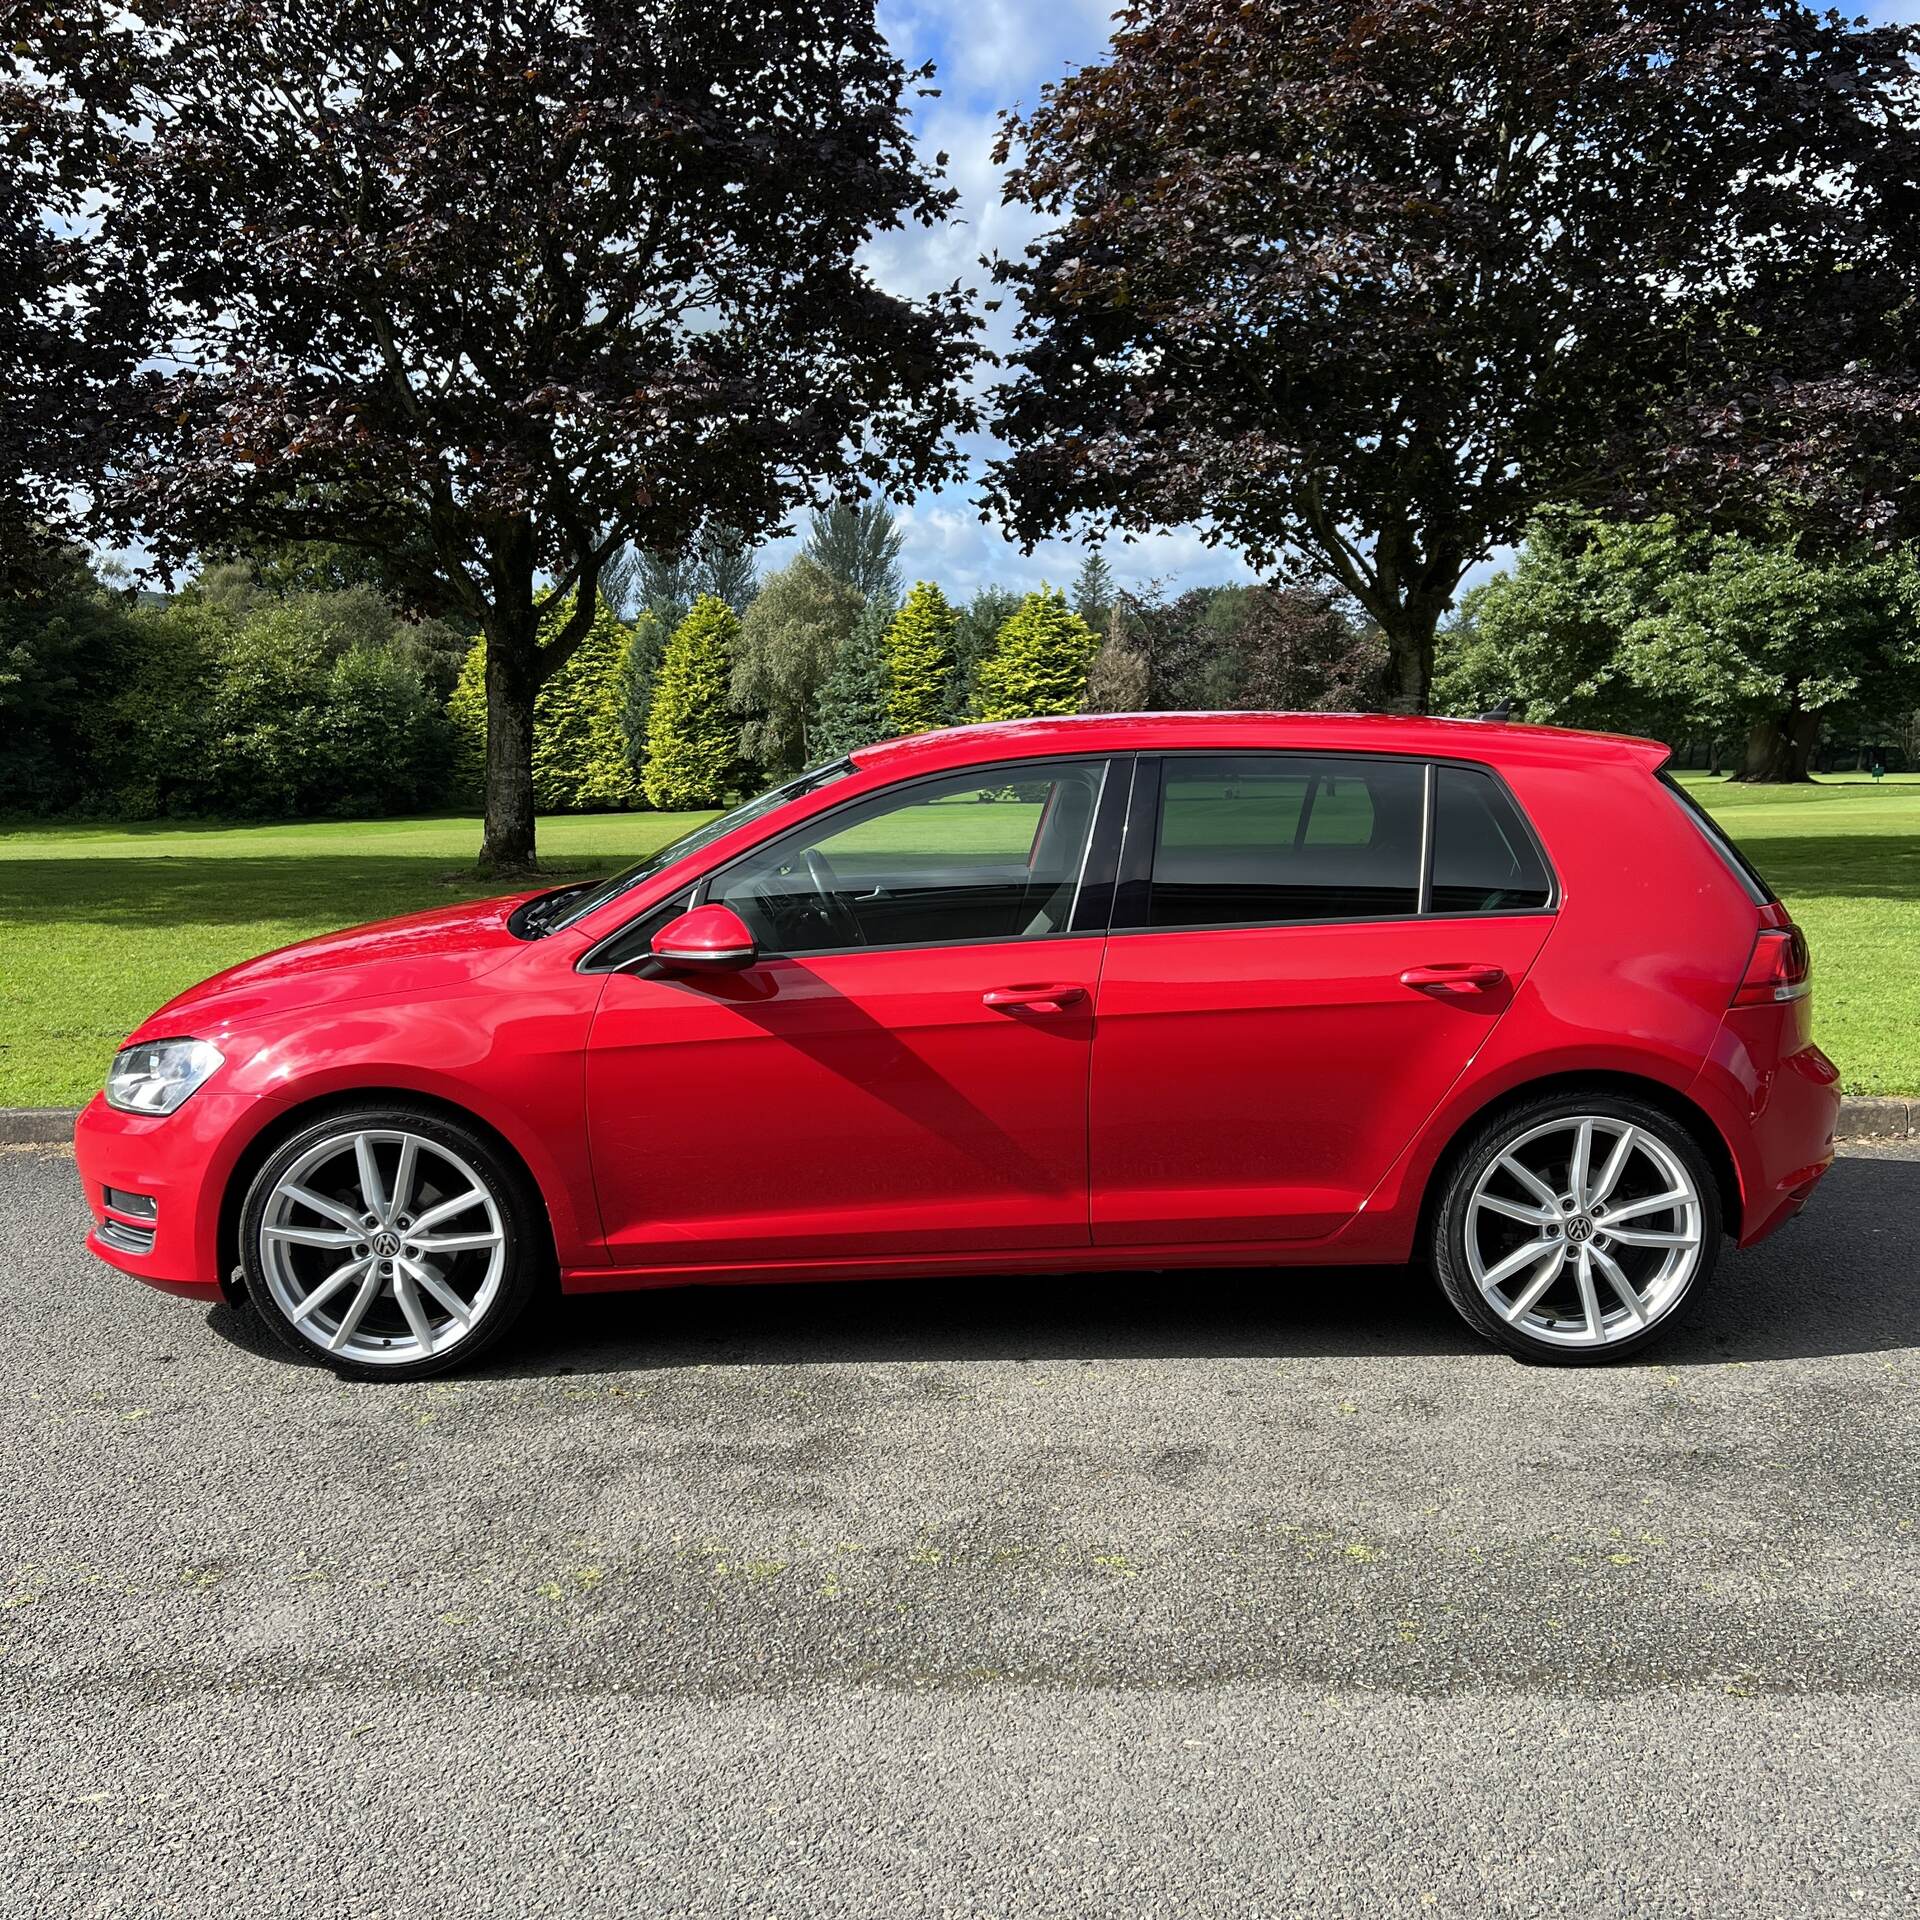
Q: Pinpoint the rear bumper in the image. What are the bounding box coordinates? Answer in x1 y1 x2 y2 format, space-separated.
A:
1694 1027 1841 1247
73 1091 271 1300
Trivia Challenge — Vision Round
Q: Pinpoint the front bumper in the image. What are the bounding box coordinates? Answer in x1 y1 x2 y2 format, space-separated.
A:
73 1090 272 1299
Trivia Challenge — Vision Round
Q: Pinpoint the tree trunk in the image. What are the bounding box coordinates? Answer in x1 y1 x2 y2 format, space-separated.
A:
478 612 541 873
1733 710 1820 783
1376 609 1437 714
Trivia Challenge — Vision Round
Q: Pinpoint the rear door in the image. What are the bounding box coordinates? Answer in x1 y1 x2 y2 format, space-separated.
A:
1089 754 1555 1245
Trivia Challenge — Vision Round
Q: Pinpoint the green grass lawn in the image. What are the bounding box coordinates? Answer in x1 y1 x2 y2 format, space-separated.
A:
2 772 1916 1106
0 813 716 1109
1671 773 1920 1097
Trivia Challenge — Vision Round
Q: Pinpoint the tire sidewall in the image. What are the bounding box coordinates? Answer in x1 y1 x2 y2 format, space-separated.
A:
1432 1092 1723 1364
239 1103 545 1381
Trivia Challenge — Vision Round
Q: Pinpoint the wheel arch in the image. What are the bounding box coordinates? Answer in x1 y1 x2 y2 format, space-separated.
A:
218 1087 560 1296
1413 1068 1743 1253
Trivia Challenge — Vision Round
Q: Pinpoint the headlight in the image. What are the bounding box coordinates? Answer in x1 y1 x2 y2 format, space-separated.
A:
105 1038 226 1115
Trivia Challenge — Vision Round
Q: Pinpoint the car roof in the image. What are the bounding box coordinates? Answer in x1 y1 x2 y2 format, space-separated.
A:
850 711 1671 776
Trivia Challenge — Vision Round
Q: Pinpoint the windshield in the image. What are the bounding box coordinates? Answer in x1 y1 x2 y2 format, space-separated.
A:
526 759 857 937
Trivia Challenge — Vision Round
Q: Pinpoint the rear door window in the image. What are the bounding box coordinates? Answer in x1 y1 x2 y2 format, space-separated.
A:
1143 755 1424 928
1428 766 1553 914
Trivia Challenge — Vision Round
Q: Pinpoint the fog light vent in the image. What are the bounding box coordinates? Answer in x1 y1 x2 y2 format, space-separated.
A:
104 1187 157 1221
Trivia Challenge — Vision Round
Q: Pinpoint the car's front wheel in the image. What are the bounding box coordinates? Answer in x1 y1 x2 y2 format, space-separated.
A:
1430 1092 1722 1363
239 1105 545 1380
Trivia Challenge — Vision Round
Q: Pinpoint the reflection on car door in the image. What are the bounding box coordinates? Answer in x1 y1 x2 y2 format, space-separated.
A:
1090 754 1555 1245
585 759 1114 1271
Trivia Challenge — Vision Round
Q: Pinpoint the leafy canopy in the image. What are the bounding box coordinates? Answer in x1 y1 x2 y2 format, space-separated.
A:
989 0 1920 706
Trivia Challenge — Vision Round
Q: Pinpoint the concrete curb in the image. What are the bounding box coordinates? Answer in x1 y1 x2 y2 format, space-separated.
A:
2 1097 1915 1147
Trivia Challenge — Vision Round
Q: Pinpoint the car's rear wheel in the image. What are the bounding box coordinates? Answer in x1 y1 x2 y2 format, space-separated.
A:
239 1105 544 1380
1430 1092 1722 1363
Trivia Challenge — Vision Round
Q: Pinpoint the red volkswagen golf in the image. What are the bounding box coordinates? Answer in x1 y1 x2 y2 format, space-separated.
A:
75 714 1839 1379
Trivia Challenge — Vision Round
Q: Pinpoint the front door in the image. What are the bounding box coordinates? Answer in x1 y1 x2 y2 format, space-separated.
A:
1090 754 1555 1244
586 758 1113 1271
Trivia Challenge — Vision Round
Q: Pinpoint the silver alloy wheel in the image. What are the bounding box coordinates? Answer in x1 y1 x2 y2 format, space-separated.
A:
1464 1116 1704 1349
258 1129 506 1366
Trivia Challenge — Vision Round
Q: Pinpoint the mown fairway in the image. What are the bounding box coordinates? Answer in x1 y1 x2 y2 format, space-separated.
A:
1 772 1915 1107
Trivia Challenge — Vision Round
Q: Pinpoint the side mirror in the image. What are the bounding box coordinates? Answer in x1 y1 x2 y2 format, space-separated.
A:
650 902 757 973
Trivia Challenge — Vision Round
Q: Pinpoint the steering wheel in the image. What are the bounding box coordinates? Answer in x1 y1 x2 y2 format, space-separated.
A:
803 848 866 946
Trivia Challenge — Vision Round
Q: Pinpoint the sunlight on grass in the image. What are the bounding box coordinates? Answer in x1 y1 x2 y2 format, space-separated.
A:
2 771 1915 1106
0 812 715 1107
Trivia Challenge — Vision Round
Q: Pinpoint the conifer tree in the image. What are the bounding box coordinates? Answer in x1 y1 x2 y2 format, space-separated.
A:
884 580 959 736
812 599 894 758
972 588 1098 721
645 594 742 810
1071 551 1117 634
949 585 1022 723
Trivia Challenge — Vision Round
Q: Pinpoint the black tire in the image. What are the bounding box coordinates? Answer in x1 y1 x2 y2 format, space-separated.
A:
1429 1089 1723 1365
238 1103 548 1381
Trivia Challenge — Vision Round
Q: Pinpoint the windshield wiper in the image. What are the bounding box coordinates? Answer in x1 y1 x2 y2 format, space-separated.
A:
512 882 595 939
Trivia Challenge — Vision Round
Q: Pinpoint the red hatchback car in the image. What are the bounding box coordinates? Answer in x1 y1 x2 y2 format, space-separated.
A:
75 713 1839 1378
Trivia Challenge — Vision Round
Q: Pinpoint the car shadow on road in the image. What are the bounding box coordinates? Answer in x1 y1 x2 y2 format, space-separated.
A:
205 1152 1920 1377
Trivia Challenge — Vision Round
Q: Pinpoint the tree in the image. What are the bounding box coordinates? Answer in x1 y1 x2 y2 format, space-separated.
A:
1435 513 1920 779
1083 606 1150 713
1235 587 1387 712
0 547 140 813
949 586 1022 722
812 600 894 758
1092 586 1225 711
989 1 1920 711
804 501 906 605
0 24 137 586
1432 515 1692 738
731 556 863 780
1071 552 1117 635
69 2 979 869
973 589 1098 721
884 581 960 736
623 528 760 632
449 597 637 812
645 595 742 810
616 612 668 796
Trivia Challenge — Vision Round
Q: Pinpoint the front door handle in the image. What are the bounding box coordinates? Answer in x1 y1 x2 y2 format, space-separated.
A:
983 983 1088 1014
1400 962 1507 996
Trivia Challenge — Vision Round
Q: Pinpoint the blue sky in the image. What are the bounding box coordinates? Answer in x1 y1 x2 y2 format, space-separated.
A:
757 0 1256 603
758 0 1920 608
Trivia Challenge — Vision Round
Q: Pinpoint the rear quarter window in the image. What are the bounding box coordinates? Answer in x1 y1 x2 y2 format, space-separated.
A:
1428 766 1553 914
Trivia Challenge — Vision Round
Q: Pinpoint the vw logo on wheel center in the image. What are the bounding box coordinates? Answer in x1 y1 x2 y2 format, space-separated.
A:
1565 1214 1595 1244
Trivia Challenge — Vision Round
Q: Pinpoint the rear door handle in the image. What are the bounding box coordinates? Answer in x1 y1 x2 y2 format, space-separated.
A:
983 983 1088 1014
1400 963 1507 996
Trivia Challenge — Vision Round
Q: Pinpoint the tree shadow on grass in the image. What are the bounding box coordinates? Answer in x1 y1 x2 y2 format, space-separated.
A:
0 856 617 931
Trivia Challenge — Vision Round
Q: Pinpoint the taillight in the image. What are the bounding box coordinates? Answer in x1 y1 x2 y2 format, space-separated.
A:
1732 924 1811 1007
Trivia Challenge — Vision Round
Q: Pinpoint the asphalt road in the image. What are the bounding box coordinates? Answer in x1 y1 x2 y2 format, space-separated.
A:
2 1141 1916 1918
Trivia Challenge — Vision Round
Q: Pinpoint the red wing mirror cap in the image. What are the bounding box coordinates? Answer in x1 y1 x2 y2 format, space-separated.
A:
651 903 757 972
